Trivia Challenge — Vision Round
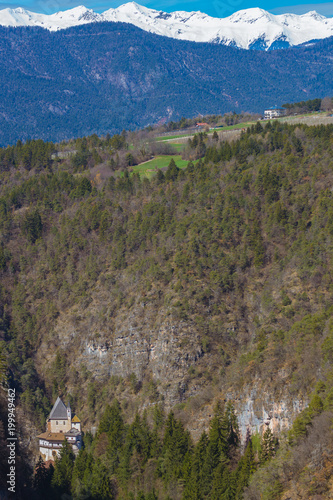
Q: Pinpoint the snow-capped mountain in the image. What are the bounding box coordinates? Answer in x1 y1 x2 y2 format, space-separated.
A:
1 2 333 50
0 5 100 30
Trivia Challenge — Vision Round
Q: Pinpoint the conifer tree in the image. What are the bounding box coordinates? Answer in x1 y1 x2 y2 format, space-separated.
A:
117 441 132 488
98 399 125 473
71 449 93 498
190 431 210 499
107 406 125 472
211 462 230 500
140 411 152 463
90 459 114 499
181 452 193 500
255 121 263 134
222 473 237 500
162 412 191 482
22 209 43 243
34 456 52 493
207 402 229 472
224 401 240 451
156 169 165 184
118 411 152 488
150 426 161 459
259 427 276 464
51 439 75 494
165 159 180 181
235 437 256 497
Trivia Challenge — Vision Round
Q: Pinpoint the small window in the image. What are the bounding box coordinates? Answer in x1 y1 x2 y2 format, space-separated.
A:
63 421 65 425
56 421 58 425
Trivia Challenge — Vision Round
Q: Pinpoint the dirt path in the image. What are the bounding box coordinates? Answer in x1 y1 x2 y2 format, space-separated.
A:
135 157 155 165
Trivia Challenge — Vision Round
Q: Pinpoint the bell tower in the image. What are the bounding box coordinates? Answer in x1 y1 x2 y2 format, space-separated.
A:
67 400 71 424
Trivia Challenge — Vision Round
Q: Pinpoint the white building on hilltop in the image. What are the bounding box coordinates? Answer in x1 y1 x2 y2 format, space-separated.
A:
37 396 82 461
264 106 286 120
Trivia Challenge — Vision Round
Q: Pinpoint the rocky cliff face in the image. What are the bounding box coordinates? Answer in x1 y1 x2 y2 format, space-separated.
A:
235 388 306 443
37 282 205 406
35 272 309 446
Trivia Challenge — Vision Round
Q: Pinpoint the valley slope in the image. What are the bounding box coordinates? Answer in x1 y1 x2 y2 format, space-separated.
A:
1 120 333 497
0 22 333 145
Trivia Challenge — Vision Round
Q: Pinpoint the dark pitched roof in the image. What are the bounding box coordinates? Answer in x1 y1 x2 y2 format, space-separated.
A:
265 106 284 111
48 396 68 420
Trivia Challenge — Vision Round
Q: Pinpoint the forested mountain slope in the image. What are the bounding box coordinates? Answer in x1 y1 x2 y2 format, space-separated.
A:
1 121 333 497
0 22 333 145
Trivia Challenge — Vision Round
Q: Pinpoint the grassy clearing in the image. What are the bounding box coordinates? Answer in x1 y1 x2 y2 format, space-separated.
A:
132 155 191 178
170 143 185 152
155 133 192 142
212 122 254 131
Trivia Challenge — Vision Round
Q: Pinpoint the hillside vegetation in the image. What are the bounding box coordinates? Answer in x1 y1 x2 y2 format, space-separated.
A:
1 120 333 497
1 23 333 145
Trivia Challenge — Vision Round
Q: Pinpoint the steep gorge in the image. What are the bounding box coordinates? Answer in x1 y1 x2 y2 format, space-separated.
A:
2 121 333 497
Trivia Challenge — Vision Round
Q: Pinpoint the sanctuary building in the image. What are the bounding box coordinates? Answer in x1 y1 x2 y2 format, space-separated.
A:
37 396 82 461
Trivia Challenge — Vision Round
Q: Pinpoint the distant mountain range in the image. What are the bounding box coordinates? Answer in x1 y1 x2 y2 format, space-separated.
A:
0 21 332 145
1 2 333 50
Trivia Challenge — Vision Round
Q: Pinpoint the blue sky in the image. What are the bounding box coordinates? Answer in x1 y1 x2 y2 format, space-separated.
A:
1 0 333 17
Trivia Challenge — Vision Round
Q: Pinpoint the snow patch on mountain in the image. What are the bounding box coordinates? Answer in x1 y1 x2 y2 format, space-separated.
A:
0 2 333 50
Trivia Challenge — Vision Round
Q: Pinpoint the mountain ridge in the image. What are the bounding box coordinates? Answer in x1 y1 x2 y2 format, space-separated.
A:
1 2 333 50
0 21 333 145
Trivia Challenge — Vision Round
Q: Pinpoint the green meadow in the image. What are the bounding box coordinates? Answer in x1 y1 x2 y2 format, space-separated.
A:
132 155 192 178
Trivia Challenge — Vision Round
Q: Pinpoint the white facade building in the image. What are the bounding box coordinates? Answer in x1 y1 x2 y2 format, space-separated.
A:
264 107 286 119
